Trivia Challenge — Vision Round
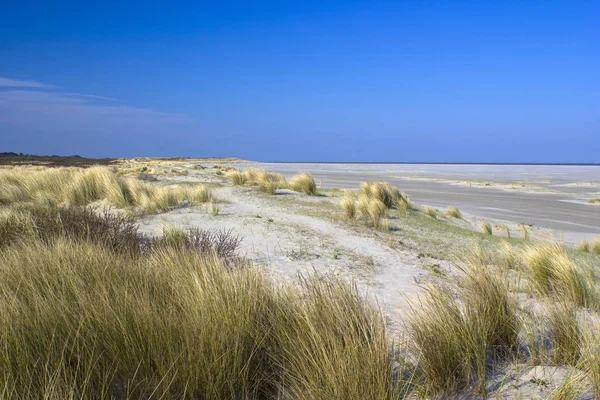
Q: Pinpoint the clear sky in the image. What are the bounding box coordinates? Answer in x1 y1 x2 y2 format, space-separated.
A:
1 1 598 162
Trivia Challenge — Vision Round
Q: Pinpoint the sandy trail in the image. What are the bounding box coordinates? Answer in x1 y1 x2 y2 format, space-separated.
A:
138 184 435 331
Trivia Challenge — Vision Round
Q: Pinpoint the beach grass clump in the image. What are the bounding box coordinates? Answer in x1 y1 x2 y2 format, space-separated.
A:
444 207 463 219
241 168 287 195
522 242 597 307
592 237 600 255
547 301 582 366
423 207 438 219
289 172 317 195
578 240 590 253
589 197 600 205
359 181 407 209
276 275 398 399
480 220 493 235
409 262 519 395
225 170 247 185
357 195 387 229
340 192 357 219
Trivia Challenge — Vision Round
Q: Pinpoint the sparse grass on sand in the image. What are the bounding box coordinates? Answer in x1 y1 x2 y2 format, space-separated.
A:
359 181 410 209
589 197 600 204
480 220 493 235
240 168 287 195
340 191 357 219
423 206 438 219
592 236 600 255
494 223 510 239
289 172 317 195
225 170 247 185
444 207 463 219
0 166 212 214
579 239 590 252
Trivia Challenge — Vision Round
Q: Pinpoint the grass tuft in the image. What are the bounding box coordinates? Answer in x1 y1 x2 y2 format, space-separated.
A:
423 207 438 219
578 240 590 252
522 241 597 307
480 220 493 235
409 261 519 395
444 207 463 219
225 170 247 185
357 195 387 228
592 236 600 255
289 172 317 195
340 192 357 219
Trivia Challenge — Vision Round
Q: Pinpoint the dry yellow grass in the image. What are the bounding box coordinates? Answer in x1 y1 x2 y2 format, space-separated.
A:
578 240 590 252
480 220 493 235
359 181 404 209
423 206 438 219
522 242 597 307
289 172 317 195
444 207 463 219
340 192 357 219
225 170 247 185
357 195 387 228
0 230 399 398
0 166 213 214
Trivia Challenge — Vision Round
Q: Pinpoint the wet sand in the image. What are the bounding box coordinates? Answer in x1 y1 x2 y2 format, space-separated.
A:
233 163 600 244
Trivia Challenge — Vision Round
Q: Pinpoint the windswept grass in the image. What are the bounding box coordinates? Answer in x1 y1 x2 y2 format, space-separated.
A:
240 168 287 195
578 240 590 252
289 172 317 195
547 301 582 365
0 219 400 398
409 262 519 396
522 242 597 307
444 207 463 219
225 170 247 185
589 197 600 204
341 191 357 219
423 206 438 219
0 166 212 214
480 220 493 235
359 181 409 209
357 195 387 229
592 236 600 255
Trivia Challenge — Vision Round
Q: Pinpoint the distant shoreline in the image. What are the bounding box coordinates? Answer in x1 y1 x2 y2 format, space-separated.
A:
259 161 600 166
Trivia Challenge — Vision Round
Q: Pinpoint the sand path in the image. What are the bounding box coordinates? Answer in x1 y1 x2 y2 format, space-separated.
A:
138 185 435 330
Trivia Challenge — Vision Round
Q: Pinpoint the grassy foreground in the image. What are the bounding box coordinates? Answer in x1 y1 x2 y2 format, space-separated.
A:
0 206 398 399
2 166 600 398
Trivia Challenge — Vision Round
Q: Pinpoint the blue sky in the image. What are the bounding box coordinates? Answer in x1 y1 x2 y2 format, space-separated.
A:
1 1 598 162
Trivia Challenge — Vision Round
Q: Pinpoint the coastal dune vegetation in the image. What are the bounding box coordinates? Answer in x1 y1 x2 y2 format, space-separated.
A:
1 162 600 398
0 166 212 214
